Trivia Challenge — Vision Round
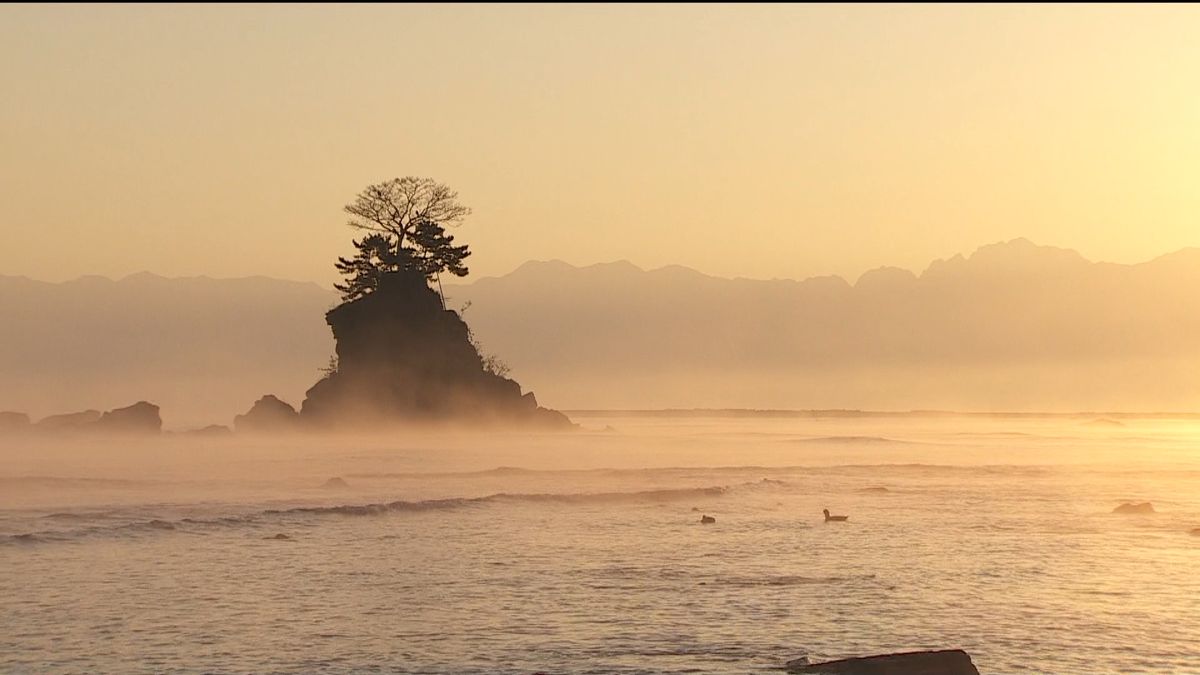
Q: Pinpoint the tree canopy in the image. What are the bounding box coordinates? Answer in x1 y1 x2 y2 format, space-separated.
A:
335 177 472 301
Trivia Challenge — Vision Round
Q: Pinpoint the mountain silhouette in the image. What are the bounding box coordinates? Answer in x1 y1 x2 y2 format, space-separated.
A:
445 239 1200 411
0 272 335 427
4 239 1200 424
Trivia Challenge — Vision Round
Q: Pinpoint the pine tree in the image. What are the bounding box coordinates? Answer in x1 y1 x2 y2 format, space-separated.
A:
334 178 473 301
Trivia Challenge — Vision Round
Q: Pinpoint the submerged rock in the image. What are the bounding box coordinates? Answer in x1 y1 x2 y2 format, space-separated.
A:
185 424 233 437
234 395 300 433
1113 502 1155 514
265 533 292 540
300 269 572 429
1189 528 1200 536
860 486 890 493
93 401 161 434
786 649 980 674
322 477 349 489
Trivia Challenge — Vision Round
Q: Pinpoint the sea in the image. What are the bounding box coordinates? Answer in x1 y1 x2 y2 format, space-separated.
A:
2 413 1198 674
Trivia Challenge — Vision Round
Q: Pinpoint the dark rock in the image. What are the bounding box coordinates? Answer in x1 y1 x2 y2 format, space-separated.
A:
322 477 349 489
1113 502 1155 514
700 515 716 524
300 270 572 429
0 411 30 433
234 395 300 433
35 409 101 432
93 401 161 434
265 533 292 540
787 649 980 674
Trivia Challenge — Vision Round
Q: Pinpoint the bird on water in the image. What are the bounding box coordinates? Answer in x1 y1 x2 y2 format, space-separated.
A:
823 508 848 522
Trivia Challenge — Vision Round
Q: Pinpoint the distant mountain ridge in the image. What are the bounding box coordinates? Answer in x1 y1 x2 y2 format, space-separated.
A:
3 239 1200 425
445 239 1200 412
0 272 337 428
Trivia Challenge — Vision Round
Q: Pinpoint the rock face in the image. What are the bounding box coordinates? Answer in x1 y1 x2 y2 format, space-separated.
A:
787 649 980 674
0 411 30 433
35 410 102 432
1114 502 1155 514
93 401 161 434
234 395 300 432
301 270 571 428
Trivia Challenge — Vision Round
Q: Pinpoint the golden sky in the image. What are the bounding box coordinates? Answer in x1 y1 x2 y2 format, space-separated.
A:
1 4 1198 284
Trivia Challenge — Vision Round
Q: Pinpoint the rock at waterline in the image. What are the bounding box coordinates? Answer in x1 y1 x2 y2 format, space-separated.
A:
264 533 292 541
93 401 162 434
700 515 716 524
34 409 102 432
28 403 162 435
322 477 349 489
184 424 233 437
1113 502 1155 514
234 394 300 433
786 649 980 674
300 269 572 429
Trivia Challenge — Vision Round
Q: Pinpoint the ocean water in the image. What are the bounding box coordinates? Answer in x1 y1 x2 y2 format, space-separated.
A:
2 414 1199 674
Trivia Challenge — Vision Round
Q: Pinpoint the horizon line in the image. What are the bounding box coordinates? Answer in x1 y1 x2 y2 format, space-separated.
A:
564 408 1200 419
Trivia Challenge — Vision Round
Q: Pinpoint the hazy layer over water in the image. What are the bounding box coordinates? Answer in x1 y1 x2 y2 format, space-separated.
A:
2 415 1199 673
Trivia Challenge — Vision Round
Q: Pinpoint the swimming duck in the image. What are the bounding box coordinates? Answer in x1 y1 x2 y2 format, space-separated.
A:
823 508 848 522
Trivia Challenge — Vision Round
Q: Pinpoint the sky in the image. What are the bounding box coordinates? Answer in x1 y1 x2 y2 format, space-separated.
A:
2 4 1198 285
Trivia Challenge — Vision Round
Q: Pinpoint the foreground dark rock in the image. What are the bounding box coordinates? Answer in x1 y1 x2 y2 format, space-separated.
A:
786 649 979 674
301 270 572 428
1114 502 1155 514
93 401 161 434
234 395 300 432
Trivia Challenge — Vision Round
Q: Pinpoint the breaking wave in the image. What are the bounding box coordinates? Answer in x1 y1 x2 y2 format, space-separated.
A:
2 482 773 545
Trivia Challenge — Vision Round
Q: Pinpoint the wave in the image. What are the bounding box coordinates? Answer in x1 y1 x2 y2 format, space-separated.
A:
786 435 914 445
707 573 878 587
2 482 764 545
271 484 740 517
0 475 151 488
